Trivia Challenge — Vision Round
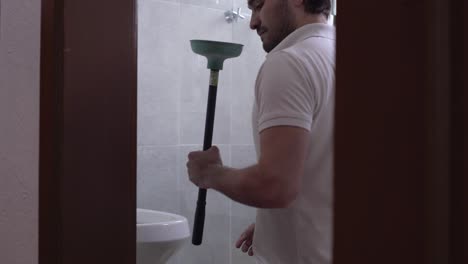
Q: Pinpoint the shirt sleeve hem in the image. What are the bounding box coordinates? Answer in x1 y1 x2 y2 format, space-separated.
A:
258 117 312 132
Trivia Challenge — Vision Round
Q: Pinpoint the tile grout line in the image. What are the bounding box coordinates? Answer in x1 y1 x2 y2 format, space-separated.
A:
176 2 182 263
229 17 234 264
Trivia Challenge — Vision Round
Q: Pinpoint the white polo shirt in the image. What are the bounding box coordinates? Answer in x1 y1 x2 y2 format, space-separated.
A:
251 23 336 264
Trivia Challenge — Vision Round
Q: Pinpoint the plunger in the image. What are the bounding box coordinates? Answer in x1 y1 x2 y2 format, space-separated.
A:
190 40 243 245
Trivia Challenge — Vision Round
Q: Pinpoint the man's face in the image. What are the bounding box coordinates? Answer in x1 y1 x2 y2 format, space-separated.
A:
248 0 296 52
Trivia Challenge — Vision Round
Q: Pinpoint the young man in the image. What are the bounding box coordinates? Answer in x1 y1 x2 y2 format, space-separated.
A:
186 0 335 263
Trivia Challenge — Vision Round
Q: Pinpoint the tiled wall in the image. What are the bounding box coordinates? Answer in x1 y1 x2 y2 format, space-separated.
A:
137 0 265 263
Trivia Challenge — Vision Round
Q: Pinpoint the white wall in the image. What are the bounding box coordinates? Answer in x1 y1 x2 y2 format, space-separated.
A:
0 0 41 263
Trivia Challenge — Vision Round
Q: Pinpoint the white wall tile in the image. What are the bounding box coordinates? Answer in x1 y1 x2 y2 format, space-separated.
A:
180 110 231 145
138 0 181 59
180 5 232 45
179 113 204 145
231 98 254 145
233 0 249 13
137 146 180 214
138 112 179 146
138 0 182 115
181 0 233 11
230 145 257 168
138 69 180 115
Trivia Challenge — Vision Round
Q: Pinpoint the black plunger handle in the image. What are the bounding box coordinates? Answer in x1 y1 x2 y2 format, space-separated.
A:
192 70 219 245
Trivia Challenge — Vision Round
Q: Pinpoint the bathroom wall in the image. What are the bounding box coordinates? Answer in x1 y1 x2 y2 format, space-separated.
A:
137 0 264 263
0 0 41 263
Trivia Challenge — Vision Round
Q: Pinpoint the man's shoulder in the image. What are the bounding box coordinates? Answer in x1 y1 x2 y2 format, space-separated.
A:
259 51 305 80
273 36 336 75
263 50 303 69
266 39 328 66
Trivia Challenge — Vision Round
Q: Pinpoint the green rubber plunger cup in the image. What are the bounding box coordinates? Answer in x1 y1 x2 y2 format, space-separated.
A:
190 40 243 246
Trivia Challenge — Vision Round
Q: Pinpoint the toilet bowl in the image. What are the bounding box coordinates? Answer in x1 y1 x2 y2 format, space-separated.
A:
137 208 190 264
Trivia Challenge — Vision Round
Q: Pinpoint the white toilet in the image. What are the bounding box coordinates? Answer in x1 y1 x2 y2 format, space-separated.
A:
137 208 190 264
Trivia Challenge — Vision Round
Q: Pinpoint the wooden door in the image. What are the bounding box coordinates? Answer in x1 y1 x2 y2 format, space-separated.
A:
333 0 466 263
39 0 137 263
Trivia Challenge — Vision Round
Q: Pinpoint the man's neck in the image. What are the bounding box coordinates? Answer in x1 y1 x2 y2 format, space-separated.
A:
295 14 328 29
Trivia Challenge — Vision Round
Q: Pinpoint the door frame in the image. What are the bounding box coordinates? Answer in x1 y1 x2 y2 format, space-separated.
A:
39 0 137 263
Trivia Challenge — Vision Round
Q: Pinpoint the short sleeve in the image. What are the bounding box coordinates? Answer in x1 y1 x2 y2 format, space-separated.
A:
256 51 316 132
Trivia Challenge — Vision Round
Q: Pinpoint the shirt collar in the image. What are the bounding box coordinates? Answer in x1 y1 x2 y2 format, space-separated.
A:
267 23 336 57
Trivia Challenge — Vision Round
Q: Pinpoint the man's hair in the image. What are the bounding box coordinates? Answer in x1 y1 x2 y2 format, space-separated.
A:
303 0 331 18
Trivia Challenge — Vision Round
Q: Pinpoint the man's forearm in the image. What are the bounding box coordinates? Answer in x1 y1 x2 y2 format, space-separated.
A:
208 165 289 208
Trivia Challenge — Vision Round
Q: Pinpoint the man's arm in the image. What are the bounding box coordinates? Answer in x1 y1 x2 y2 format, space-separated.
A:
187 125 310 208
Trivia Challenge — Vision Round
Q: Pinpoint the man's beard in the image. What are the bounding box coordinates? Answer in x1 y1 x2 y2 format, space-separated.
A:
263 3 296 53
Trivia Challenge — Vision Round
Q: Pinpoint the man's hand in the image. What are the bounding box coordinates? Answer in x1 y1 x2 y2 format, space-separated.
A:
235 223 255 256
186 146 223 189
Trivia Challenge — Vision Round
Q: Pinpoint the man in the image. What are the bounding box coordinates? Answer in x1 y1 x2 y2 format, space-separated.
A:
186 0 335 263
